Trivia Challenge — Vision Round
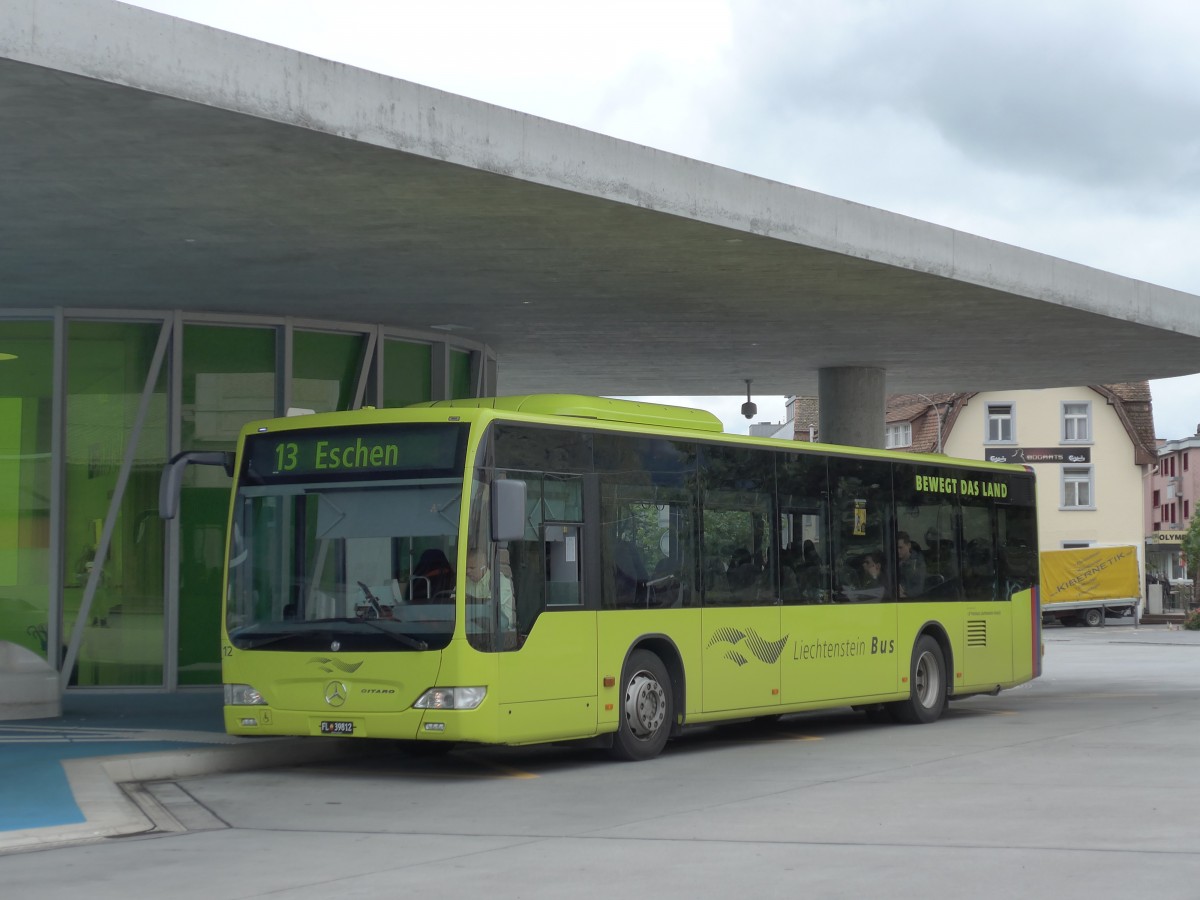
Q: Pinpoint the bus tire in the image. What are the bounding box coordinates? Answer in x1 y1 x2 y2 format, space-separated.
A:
609 649 673 761
888 635 946 725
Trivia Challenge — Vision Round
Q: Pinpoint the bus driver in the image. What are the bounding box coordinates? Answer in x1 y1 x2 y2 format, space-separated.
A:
465 548 516 633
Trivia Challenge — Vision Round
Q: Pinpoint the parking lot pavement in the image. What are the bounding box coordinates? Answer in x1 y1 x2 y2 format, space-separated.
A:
6 622 1200 899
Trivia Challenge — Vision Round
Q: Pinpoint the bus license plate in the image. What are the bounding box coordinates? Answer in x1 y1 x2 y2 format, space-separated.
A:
320 720 354 735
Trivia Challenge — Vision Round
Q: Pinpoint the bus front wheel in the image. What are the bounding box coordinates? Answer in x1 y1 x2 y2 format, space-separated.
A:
610 649 673 761
888 635 947 725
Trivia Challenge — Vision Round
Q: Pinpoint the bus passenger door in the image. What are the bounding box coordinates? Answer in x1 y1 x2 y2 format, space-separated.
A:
699 476 782 714
496 478 598 741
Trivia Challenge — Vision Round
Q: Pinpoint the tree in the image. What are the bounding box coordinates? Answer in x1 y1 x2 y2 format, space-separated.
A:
1181 514 1200 584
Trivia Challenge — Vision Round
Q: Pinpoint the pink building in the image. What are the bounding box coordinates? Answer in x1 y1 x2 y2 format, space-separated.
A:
1146 428 1200 584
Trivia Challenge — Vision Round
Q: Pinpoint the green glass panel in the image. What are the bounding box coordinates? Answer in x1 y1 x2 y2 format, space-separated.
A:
293 331 363 412
180 325 276 685
0 322 53 659
383 340 431 407
451 349 472 400
65 322 167 686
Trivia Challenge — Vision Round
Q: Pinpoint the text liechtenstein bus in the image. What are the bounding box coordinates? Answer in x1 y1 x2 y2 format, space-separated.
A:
162 395 1041 761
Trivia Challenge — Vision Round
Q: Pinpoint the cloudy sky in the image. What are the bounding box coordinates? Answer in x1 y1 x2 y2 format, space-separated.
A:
126 0 1200 437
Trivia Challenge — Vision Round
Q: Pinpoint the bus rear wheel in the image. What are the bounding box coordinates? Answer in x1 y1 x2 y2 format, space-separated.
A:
609 649 673 761
888 635 946 725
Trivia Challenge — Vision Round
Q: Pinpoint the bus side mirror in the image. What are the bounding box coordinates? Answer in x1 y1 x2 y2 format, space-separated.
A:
159 451 235 519
491 479 527 542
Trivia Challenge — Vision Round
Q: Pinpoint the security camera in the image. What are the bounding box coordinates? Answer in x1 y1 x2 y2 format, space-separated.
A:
741 401 757 419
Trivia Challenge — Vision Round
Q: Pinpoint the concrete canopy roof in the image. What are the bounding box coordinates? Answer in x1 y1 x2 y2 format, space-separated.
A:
4 0 1200 398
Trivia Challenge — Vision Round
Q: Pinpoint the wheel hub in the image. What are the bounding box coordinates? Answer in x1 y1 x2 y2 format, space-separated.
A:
625 671 666 739
914 651 941 707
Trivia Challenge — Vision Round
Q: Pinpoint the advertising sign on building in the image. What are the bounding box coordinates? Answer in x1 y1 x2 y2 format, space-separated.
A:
984 447 1091 465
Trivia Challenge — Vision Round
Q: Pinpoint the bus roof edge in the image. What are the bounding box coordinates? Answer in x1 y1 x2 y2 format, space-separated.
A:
413 394 725 433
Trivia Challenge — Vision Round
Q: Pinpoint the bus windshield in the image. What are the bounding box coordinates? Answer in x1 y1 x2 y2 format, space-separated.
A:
226 476 465 653
224 422 469 652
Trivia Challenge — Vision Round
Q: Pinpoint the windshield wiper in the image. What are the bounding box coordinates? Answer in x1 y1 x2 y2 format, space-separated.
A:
355 617 428 651
305 617 429 651
231 630 313 650
231 619 429 651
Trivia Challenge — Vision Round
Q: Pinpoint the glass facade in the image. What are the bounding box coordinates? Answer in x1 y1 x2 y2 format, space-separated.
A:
179 325 277 686
0 314 489 689
383 339 431 408
0 322 54 660
65 322 168 686
293 330 364 413
451 349 472 400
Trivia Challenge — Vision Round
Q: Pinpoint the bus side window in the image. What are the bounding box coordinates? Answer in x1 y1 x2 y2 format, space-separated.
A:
504 472 545 635
997 501 1038 597
895 466 964 601
701 444 776 606
961 506 996 599
830 457 892 603
778 454 830 605
595 432 700 611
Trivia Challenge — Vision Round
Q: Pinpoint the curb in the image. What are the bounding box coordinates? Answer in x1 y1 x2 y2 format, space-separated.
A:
0 736 364 855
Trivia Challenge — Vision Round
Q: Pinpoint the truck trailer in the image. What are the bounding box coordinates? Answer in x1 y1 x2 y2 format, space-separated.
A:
1040 545 1141 627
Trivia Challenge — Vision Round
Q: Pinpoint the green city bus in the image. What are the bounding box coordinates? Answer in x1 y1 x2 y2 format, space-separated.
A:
163 395 1042 760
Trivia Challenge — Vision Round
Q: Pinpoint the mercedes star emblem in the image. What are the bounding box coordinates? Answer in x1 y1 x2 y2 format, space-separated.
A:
324 681 348 707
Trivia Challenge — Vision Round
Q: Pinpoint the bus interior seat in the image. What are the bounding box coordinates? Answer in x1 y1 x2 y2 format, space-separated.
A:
614 540 648 606
647 557 682 607
410 548 454 603
495 547 512 579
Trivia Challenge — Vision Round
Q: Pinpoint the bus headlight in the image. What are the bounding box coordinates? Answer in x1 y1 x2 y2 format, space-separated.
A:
224 683 267 705
413 687 487 710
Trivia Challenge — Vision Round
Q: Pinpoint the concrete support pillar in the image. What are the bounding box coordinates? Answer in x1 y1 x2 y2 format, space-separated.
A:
818 367 885 449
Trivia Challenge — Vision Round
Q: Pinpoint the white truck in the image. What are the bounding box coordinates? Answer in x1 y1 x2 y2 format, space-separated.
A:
1039 545 1141 627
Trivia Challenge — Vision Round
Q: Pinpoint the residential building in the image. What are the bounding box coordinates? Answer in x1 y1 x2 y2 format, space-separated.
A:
1146 428 1200 586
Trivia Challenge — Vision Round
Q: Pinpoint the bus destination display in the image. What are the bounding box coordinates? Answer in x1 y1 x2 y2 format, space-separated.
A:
243 423 467 481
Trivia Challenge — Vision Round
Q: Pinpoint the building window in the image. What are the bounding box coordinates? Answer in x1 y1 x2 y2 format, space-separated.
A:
1153 489 1161 507
1062 541 1093 549
1186 499 1191 520
1185 452 1190 471
1062 466 1093 509
986 403 1014 443
885 422 912 449
1062 402 1090 442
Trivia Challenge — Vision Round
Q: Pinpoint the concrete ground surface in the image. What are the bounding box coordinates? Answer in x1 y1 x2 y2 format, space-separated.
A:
5 621 1200 899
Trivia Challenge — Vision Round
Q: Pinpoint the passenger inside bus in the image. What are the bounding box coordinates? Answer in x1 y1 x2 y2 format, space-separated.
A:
726 548 759 592
896 531 927 598
842 550 886 601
